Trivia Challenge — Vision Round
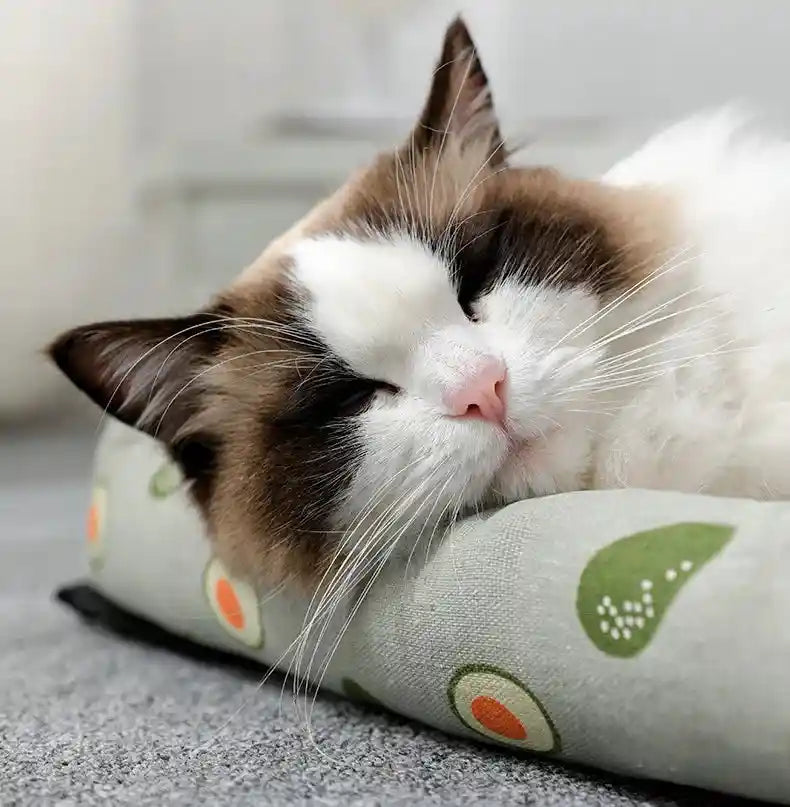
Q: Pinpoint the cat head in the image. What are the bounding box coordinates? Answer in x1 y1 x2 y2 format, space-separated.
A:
51 19 666 585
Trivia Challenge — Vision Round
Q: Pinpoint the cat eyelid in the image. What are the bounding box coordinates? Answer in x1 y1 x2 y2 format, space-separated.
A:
374 380 400 395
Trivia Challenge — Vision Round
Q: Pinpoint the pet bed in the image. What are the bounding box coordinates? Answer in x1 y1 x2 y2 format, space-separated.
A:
59 419 790 804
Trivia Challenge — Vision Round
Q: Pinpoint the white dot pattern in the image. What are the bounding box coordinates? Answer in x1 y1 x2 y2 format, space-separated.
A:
594 558 694 644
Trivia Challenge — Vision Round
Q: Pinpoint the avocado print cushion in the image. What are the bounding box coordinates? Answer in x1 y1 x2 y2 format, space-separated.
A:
149 460 183 498
203 557 264 648
576 522 734 657
448 665 559 753
76 419 790 805
86 484 107 571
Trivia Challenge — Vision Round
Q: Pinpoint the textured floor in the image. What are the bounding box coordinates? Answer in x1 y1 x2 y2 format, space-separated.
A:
0 426 763 806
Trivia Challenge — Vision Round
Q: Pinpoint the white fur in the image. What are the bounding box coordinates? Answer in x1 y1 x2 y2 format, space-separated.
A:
289 110 790 551
599 110 790 498
290 236 465 388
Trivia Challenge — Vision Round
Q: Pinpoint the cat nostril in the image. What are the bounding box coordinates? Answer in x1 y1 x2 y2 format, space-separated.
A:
465 403 483 418
444 360 507 424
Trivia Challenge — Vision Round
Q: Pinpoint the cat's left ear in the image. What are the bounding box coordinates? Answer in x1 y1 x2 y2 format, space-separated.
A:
411 17 506 166
48 312 224 445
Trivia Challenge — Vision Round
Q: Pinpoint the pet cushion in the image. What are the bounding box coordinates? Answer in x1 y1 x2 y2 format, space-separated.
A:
72 418 790 804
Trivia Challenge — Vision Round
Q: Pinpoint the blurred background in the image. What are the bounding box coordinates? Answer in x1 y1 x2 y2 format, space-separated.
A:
3 0 790 427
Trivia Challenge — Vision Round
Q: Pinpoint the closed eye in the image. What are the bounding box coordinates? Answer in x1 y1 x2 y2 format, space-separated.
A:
336 379 399 417
335 385 376 416
278 371 400 428
376 380 400 396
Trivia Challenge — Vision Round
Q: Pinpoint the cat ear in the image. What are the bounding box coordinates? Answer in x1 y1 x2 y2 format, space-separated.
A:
49 312 224 444
412 17 506 166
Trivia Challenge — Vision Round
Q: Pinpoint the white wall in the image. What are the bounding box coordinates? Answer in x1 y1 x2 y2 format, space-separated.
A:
132 0 291 149
0 1 146 419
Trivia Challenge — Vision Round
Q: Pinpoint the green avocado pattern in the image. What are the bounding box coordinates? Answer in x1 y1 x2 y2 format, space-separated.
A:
149 460 184 498
577 522 733 658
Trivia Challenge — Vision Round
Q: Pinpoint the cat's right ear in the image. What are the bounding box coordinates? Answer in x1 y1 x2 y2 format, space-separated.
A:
410 17 506 167
48 312 225 444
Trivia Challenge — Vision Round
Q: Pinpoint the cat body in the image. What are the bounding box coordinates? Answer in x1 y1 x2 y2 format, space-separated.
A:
51 19 790 585
599 110 790 499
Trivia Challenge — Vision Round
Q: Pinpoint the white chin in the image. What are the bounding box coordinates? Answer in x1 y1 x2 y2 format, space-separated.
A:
490 446 536 503
489 426 593 501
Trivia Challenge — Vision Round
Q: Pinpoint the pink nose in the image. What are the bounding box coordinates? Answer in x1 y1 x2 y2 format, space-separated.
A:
444 358 507 424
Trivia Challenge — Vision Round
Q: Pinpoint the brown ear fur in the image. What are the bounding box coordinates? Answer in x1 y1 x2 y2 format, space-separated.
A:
48 311 226 444
412 17 506 166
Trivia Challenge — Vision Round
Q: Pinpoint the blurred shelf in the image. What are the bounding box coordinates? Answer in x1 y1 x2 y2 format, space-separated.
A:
133 137 384 206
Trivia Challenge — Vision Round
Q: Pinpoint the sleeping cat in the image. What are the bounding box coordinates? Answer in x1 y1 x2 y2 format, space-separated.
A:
51 18 790 586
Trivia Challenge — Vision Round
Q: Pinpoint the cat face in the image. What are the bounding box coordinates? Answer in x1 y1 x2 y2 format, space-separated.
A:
51 19 658 584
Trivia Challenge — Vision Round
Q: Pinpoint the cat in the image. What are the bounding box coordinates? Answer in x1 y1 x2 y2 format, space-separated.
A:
50 18 790 587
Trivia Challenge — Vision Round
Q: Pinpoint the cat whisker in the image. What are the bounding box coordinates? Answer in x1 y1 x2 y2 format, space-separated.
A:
451 218 510 263
290 464 445 723
147 320 313 405
290 454 436 675
98 315 247 433
428 49 477 230
403 471 457 582
151 348 306 439
550 245 698 352
190 462 436 755
440 165 510 254
443 139 508 231
572 295 723 368
302 469 449 732
570 342 759 397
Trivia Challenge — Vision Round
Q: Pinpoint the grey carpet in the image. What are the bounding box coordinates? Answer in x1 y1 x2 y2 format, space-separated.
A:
0 426 760 806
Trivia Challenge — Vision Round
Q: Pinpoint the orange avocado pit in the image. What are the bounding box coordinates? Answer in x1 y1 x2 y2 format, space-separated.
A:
470 695 527 741
215 578 245 629
87 504 99 544
203 557 264 648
